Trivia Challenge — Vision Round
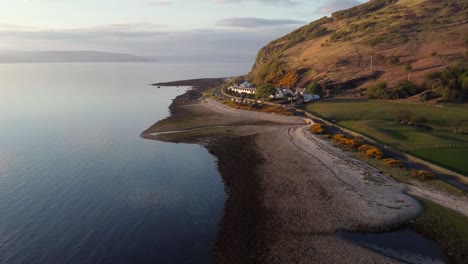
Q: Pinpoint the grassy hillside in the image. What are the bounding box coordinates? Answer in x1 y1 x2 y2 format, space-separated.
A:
251 0 467 98
306 99 468 175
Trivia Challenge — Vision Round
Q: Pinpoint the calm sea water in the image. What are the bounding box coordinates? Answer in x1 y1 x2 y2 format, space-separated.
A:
0 62 250 264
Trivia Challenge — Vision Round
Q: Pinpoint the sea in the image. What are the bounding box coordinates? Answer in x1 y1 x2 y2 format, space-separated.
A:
0 62 251 264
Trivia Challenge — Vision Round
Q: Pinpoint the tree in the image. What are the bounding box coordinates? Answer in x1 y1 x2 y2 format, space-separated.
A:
367 82 388 99
255 84 275 103
404 62 413 81
278 71 299 88
395 110 413 123
426 67 468 102
410 116 427 126
386 56 400 65
450 120 465 134
306 82 324 96
395 80 417 99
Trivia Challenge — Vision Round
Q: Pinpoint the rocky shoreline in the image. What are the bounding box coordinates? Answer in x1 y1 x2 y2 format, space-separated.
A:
141 80 463 263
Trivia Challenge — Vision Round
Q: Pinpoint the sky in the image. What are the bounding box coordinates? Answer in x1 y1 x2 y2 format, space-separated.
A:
0 0 366 62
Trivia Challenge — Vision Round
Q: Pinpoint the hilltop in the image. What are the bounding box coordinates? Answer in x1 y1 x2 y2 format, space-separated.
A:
250 0 467 100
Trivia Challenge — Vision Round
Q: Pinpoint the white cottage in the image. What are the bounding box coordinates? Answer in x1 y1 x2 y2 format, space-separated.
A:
303 93 320 102
270 88 284 99
239 81 252 89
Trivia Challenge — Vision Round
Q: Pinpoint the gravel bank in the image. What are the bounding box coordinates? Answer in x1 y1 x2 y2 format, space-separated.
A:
143 97 439 263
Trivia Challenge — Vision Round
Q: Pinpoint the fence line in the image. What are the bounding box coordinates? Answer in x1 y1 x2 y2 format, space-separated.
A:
301 110 468 182
217 89 467 181
410 144 468 151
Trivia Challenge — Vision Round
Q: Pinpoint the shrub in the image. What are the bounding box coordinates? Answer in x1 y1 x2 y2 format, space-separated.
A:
311 123 328 134
426 67 468 102
412 170 434 181
332 0 398 20
306 82 324 96
358 144 375 152
367 82 389 99
262 105 294 115
395 110 414 123
365 147 383 159
386 56 400 65
395 80 418 99
344 138 362 148
383 158 405 168
278 71 299 88
410 116 427 125
224 101 294 115
333 134 362 149
404 62 413 72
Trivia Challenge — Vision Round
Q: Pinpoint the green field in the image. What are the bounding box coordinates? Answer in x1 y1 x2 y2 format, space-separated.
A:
305 99 468 176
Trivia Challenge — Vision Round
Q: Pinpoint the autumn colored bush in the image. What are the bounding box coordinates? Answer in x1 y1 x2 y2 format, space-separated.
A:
358 144 375 152
223 101 293 116
333 134 362 149
224 101 241 109
262 105 294 115
365 147 383 159
333 134 345 140
311 123 328 134
412 170 434 181
383 158 405 168
277 71 299 88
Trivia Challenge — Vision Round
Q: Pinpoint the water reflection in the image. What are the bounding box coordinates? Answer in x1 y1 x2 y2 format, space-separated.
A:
338 229 447 264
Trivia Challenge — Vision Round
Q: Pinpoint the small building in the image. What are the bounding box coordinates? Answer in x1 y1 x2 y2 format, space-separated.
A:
303 93 320 102
282 88 294 96
228 82 256 95
270 88 284 99
239 81 252 89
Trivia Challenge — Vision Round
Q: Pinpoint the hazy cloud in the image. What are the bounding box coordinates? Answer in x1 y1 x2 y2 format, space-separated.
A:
0 23 39 31
318 0 362 14
0 23 169 40
217 0 299 6
0 22 296 62
143 1 174 6
216 17 304 28
142 0 299 7
24 0 62 3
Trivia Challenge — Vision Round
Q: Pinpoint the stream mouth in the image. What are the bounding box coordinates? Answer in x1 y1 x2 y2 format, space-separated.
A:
337 229 448 264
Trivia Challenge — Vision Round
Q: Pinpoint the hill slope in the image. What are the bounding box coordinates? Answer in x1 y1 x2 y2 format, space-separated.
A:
250 0 467 98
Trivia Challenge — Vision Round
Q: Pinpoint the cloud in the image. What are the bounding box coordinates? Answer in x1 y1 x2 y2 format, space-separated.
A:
0 24 39 31
24 0 62 3
0 22 297 62
216 0 299 6
0 23 169 40
142 0 300 7
216 17 304 28
317 0 362 14
143 1 174 6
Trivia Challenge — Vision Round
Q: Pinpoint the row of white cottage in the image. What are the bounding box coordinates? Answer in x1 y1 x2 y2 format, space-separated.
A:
228 81 320 102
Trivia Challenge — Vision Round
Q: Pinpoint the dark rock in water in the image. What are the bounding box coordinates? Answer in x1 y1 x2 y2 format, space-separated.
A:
152 78 226 90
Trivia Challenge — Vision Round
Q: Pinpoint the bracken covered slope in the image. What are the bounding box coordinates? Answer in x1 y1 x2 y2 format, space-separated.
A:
250 0 467 97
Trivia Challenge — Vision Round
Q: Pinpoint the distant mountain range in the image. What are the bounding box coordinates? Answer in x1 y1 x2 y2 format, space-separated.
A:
0 51 156 63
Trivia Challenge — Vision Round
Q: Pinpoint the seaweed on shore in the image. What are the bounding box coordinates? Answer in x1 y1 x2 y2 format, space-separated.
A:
208 136 270 264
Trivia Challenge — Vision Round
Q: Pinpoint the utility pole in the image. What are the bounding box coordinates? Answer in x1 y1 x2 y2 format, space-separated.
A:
370 55 373 71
